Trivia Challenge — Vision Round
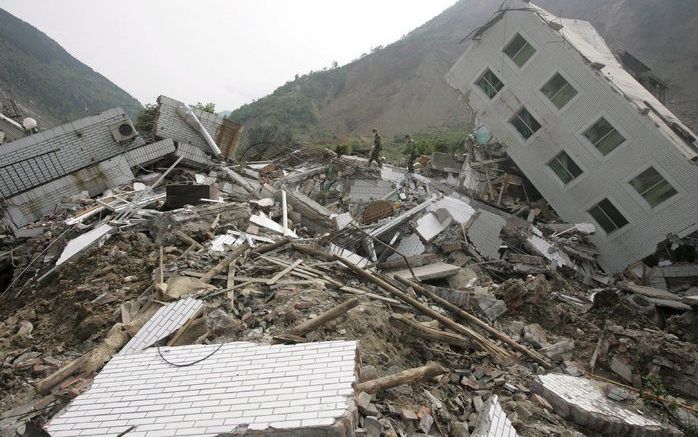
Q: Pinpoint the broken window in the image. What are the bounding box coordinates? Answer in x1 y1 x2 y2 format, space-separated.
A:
475 69 504 98
588 198 628 234
583 118 625 155
548 151 583 184
510 108 541 140
541 73 578 109
629 167 677 207
504 34 536 67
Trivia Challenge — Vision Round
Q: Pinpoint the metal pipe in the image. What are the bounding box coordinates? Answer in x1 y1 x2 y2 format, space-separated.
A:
176 105 222 157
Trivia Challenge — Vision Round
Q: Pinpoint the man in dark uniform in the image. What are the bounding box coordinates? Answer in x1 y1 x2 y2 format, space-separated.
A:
403 134 417 173
368 128 383 168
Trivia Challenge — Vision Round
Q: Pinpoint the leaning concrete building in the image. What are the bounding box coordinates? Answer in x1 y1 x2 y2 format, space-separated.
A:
446 0 698 272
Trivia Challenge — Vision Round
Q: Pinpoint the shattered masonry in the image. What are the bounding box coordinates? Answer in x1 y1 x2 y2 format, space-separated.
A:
1 2 697 437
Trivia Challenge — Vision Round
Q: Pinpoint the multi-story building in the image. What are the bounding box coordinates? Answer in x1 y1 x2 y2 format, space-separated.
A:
446 0 698 272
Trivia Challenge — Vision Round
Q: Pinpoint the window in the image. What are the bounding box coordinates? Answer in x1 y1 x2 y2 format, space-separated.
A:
475 69 504 99
583 118 625 155
541 73 578 109
504 34 536 67
588 199 629 234
629 167 677 207
548 151 583 184
510 108 541 140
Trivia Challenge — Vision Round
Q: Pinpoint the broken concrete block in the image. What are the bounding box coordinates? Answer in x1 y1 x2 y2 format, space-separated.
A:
533 374 681 436
56 224 114 267
472 395 484 413
418 412 434 433
523 323 548 348
415 208 453 242
466 209 506 261
364 416 382 437
447 267 478 289
400 409 418 421
360 365 379 382
541 339 575 362
610 356 634 383
392 262 460 281
477 295 507 321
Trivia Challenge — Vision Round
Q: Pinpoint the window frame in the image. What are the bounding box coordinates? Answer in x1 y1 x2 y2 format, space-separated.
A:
503 33 537 68
539 72 579 111
509 106 542 142
546 150 584 186
626 165 680 211
577 114 629 160
474 67 505 100
587 197 630 236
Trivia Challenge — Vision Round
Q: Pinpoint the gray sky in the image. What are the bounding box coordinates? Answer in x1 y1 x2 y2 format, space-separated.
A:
0 0 456 111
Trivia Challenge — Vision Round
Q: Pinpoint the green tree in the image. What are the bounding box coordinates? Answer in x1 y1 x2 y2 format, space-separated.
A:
193 102 216 114
135 103 158 139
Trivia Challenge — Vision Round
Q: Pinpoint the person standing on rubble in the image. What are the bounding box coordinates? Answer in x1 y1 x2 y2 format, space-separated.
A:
368 128 383 168
403 134 418 173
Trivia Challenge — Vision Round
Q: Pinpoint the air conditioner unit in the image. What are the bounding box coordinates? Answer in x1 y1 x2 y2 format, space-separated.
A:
109 120 137 143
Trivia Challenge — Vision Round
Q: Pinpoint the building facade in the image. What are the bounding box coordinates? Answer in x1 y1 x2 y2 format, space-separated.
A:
446 0 698 272
0 108 175 229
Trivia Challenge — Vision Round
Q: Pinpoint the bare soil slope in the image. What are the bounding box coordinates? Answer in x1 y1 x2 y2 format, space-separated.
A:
231 0 698 139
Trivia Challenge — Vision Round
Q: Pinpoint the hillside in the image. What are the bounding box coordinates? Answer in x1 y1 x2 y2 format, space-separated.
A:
229 0 698 142
0 8 142 126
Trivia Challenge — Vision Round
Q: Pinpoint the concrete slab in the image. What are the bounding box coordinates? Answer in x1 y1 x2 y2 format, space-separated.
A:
330 244 372 269
467 210 506 260
416 208 453 242
533 374 681 436
392 262 460 281
47 341 358 436
120 297 204 355
348 179 396 203
369 195 437 238
55 224 114 267
429 195 476 224
386 233 425 262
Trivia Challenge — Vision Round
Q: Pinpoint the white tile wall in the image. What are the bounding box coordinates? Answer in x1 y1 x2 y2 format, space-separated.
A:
472 394 518 437
47 340 357 436
120 298 204 356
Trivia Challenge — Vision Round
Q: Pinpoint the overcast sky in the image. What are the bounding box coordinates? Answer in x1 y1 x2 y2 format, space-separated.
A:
0 1 456 111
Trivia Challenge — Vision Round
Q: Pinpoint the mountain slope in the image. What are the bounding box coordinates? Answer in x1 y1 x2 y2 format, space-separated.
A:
230 0 698 140
0 8 142 126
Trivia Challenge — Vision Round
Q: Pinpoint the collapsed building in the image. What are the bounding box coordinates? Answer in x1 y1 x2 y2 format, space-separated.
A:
445 0 698 273
0 5 697 437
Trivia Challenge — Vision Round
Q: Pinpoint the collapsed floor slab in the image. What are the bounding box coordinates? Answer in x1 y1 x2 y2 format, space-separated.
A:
46 340 358 436
533 374 682 436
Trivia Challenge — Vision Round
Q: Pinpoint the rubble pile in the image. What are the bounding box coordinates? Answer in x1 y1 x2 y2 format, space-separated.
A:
0 98 696 437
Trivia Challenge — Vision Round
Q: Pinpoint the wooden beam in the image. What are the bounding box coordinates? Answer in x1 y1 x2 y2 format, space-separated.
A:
200 243 249 284
267 259 303 285
333 255 512 363
394 276 551 369
290 297 360 336
356 362 446 394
